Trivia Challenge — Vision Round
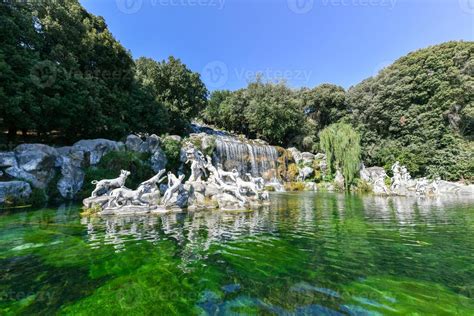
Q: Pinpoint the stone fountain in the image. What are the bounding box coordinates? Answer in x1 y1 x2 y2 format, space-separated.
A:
83 147 270 215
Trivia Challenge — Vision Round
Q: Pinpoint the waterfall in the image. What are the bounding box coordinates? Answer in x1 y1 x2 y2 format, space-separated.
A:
214 137 279 180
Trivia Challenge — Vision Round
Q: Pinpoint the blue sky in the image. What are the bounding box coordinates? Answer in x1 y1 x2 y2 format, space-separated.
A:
81 0 473 91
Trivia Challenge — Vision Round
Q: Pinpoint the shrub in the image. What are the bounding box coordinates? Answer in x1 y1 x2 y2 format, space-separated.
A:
162 137 182 173
284 182 306 191
286 163 299 182
352 179 373 193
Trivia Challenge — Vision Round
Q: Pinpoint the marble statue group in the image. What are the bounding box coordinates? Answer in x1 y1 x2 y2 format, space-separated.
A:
83 147 270 215
360 161 468 197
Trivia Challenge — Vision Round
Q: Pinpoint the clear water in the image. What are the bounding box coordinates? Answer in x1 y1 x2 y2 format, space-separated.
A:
1 192 474 315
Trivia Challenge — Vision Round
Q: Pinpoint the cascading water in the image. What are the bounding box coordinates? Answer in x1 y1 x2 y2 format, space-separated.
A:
214 137 279 181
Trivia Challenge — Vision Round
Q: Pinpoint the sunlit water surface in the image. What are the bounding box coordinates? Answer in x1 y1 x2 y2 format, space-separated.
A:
1 192 474 315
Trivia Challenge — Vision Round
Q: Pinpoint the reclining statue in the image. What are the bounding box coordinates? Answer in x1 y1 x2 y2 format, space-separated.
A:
90 169 130 197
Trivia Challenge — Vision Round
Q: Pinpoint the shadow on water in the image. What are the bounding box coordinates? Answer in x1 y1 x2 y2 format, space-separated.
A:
1 193 473 314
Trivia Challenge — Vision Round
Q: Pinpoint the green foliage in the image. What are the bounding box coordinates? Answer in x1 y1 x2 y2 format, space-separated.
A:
0 1 200 144
201 90 232 125
299 83 347 130
352 179 373 193
284 182 306 191
286 163 299 182
200 79 308 147
28 188 48 207
161 137 182 173
320 123 361 188
79 151 154 199
348 41 473 180
135 56 208 134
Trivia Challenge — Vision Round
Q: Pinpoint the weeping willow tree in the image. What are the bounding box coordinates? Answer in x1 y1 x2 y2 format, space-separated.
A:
320 123 361 188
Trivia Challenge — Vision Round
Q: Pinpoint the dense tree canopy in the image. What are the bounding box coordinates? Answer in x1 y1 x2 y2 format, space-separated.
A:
200 79 336 147
0 0 202 143
348 41 473 180
1 0 472 181
300 84 347 130
135 56 208 134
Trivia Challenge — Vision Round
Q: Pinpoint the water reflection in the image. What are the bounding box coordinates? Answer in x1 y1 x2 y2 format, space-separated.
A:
80 193 473 255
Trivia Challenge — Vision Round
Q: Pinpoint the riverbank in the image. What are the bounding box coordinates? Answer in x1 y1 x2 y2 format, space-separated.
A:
1 125 472 209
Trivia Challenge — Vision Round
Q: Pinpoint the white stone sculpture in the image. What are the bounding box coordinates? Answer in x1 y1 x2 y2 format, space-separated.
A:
185 148 207 182
107 185 151 208
162 172 186 207
137 169 166 193
90 169 130 197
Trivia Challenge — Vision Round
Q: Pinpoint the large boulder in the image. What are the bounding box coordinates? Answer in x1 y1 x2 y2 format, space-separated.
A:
214 193 244 210
57 149 86 199
5 144 59 189
0 181 32 204
150 148 168 173
164 135 182 143
14 144 58 172
73 139 123 165
4 167 37 185
0 152 17 168
301 152 315 166
145 134 162 153
288 147 302 164
298 166 314 180
125 134 144 152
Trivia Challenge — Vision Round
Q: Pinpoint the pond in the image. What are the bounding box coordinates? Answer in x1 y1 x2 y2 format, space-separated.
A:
1 192 474 315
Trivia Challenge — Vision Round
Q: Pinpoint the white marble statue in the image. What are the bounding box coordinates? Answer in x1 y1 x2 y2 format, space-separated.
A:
138 169 166 193
90 169 130 197
185 148 207 182
162 172 186 206
107 184 151 208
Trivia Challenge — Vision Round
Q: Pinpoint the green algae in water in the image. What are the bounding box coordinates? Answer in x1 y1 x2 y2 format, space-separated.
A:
0 193 473 315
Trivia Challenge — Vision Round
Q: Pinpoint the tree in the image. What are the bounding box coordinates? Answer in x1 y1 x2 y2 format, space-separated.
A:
0 2 40 141
0 0 171 143
244 80 304 145
347 41 473 180
320 123 361 188
135 56 208 134
200 90 232 125
300 84 347 130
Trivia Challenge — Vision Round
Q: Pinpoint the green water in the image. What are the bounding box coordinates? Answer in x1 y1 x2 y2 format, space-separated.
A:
1 192 474 315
